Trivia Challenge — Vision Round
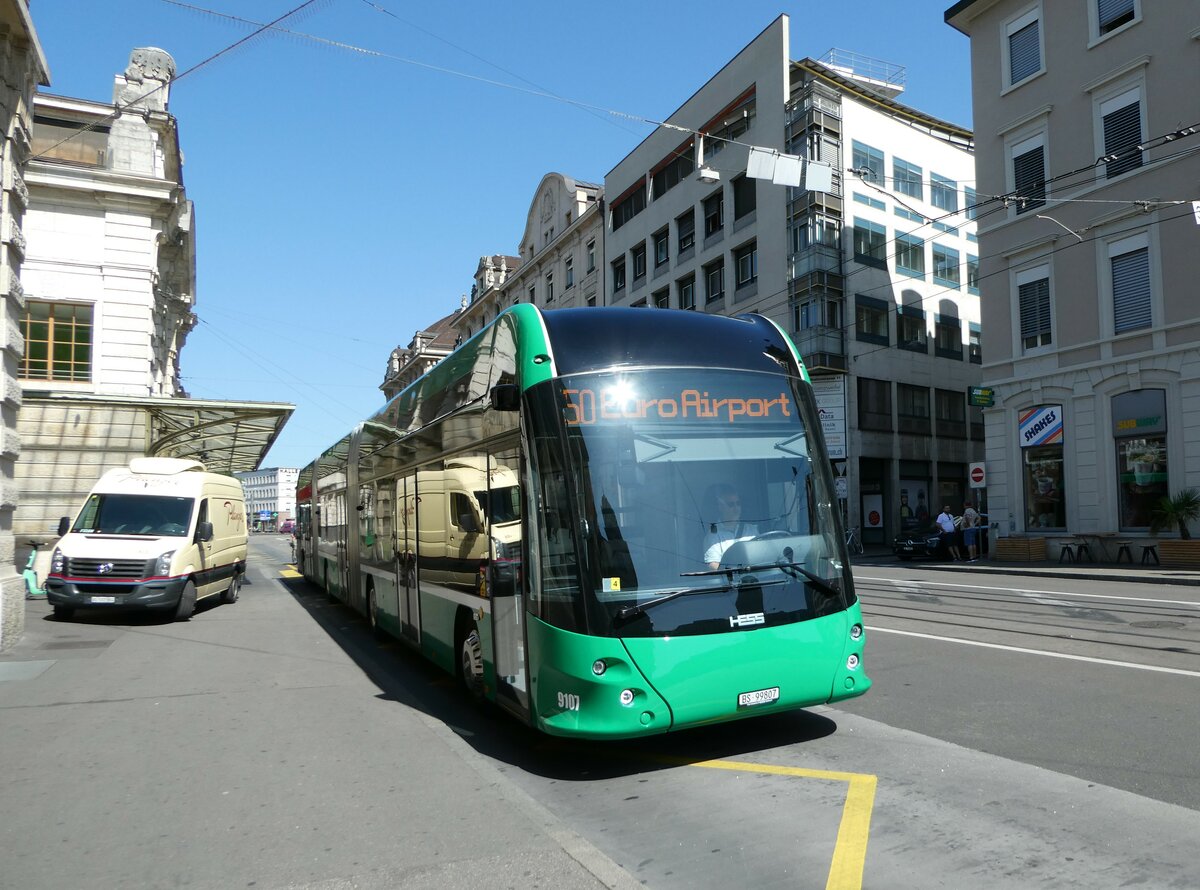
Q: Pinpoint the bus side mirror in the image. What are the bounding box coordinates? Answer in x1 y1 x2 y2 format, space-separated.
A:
196 522 214 543
491 384 520 412
57 516 70 537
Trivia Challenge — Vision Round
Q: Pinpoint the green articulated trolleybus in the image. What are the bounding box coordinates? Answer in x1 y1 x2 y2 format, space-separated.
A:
294 305 869 738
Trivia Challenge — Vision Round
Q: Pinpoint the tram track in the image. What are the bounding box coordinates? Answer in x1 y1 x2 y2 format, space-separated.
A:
852 575 1200 667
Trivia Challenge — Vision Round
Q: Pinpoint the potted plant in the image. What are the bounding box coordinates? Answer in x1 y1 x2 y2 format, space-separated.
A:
1150 488 1200 567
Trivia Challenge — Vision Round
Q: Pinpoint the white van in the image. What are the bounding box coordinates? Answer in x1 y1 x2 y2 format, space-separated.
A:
46 457 248 621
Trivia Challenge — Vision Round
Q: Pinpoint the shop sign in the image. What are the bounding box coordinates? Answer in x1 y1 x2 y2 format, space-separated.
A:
967 386 995 407
1018 405 1063 448
811 376 846 459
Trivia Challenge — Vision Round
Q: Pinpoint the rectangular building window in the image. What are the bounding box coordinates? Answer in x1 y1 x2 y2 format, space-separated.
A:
967 254 980 294
652 146 694 199
611 183 646 231
935 388 967 439
1113 388 1167 530
1006 9 1042 86
858 377 892 432
893 157 923 199
703 191 724 237
1102 88 1143 178
677 273 695 311
934 315 963 359
964 186 979 220
586 240 596 272
1110 235 1151 333
853 218 887 268
20 300 93 382
1024 440 1065 530
732 174 756 220
933 244 961 288
855 295 889 345
612 257 626 294
652 288 670 309
930 173 958 213
734 242 757 287
969 322 982 364
546 271 554 302
564 255 574 289
704 258 725 303
653 228 669 267
898 384 930 435
851 140 884 183
1018 267 1052 350
631 242 647 283
898 306 927 353
677 209 695 254
895 232 925 279
1012 135 1046 213
1098 0 1136 35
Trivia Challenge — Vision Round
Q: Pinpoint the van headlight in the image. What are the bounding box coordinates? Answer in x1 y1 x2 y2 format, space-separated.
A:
51 547 65 574
155 550 176 577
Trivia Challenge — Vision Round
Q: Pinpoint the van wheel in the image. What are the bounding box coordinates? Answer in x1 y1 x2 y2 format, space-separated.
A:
53 605 74 621
458 620 485 701
366 584 384 640
221 573 240 604
174 580 197 621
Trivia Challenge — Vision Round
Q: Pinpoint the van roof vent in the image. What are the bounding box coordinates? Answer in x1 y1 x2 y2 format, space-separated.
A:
128 457 207 475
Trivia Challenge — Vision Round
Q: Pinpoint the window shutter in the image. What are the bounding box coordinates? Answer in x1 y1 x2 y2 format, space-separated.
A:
1008 20 1040 84
1103 101 1143 177
1013 145 1045 213
1112 247 1151 333
1098 0 1135 32
1019 278 1050 341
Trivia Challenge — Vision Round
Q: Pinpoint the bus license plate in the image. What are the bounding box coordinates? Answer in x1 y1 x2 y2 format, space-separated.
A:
90 595 116 604
738 686 779 707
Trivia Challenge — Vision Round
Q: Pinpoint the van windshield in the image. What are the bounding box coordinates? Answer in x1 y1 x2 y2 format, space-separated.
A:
72 494 195 537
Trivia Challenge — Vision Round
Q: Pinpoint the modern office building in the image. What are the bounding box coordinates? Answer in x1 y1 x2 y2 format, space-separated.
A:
603 15 982 544
235 466 299 530
946 1 1200 552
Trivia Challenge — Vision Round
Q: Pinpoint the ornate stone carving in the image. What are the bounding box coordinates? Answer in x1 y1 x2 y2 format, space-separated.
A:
126 47 176 84
10 167 28 210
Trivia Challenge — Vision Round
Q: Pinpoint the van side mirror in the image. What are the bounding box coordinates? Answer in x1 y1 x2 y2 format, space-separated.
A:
196 521 214 543
491 384 520 412
57 516 70 537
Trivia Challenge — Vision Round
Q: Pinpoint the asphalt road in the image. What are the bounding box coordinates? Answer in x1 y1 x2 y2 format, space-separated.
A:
3 536 1197 890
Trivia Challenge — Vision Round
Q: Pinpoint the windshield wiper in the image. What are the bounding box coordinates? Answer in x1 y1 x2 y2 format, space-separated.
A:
682 561 842 600
615 583 731 622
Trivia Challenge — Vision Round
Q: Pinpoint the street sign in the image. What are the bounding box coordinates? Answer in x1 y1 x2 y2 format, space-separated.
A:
969 462 986 489
968 386 995 407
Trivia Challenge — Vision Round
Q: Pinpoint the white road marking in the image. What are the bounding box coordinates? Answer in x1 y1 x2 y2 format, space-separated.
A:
869 626 1200 678
855 575 1200 608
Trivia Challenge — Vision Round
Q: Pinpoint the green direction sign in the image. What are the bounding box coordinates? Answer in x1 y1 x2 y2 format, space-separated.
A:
968 386 995 407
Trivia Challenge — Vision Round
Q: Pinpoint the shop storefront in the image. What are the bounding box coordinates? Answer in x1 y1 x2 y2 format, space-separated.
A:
1113 389 1168 531
1019 404 1065 531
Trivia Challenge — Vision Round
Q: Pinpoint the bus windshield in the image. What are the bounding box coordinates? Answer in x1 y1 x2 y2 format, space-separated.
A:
538 368 851 638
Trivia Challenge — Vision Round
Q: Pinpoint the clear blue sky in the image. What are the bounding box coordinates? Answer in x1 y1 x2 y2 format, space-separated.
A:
31 0 972 469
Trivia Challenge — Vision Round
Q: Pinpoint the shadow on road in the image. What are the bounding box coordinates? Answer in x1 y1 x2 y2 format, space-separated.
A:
281 574 842 782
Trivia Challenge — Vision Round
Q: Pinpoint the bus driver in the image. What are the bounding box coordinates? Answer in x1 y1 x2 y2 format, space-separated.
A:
703 483 759 569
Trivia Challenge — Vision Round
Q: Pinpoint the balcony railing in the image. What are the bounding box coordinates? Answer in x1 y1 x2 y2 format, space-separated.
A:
793 325 846 371
789 243 841 279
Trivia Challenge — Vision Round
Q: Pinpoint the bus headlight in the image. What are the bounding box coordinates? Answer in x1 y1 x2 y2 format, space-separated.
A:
155 550 176 577
619 689 636 706
850 623 863 641
51 547 64 574
846 653 860 670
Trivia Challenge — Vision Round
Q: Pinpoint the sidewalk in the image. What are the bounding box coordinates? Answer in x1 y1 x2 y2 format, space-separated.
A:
853 546 1200 586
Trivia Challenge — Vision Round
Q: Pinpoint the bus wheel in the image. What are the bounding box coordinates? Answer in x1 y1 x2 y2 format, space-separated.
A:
366 584 384 640
174 580 197 621
221 572 240 604
459 620 485 701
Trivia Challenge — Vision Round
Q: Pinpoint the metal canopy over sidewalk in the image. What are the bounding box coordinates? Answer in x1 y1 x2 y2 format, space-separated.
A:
30 392 294 474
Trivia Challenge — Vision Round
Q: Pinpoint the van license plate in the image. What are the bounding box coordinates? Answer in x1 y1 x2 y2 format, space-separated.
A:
90 595 116 604
738 686 779 707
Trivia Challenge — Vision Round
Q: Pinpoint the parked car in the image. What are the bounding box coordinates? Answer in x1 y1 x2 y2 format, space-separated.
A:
892 525 946 560
279 520 295 534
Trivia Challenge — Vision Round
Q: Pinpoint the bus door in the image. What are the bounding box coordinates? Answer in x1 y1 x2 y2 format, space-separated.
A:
397 473 420 643
489 445 528 713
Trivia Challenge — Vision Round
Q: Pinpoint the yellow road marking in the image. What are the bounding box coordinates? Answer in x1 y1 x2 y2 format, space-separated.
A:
690 758 877 890
280 567 301 578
